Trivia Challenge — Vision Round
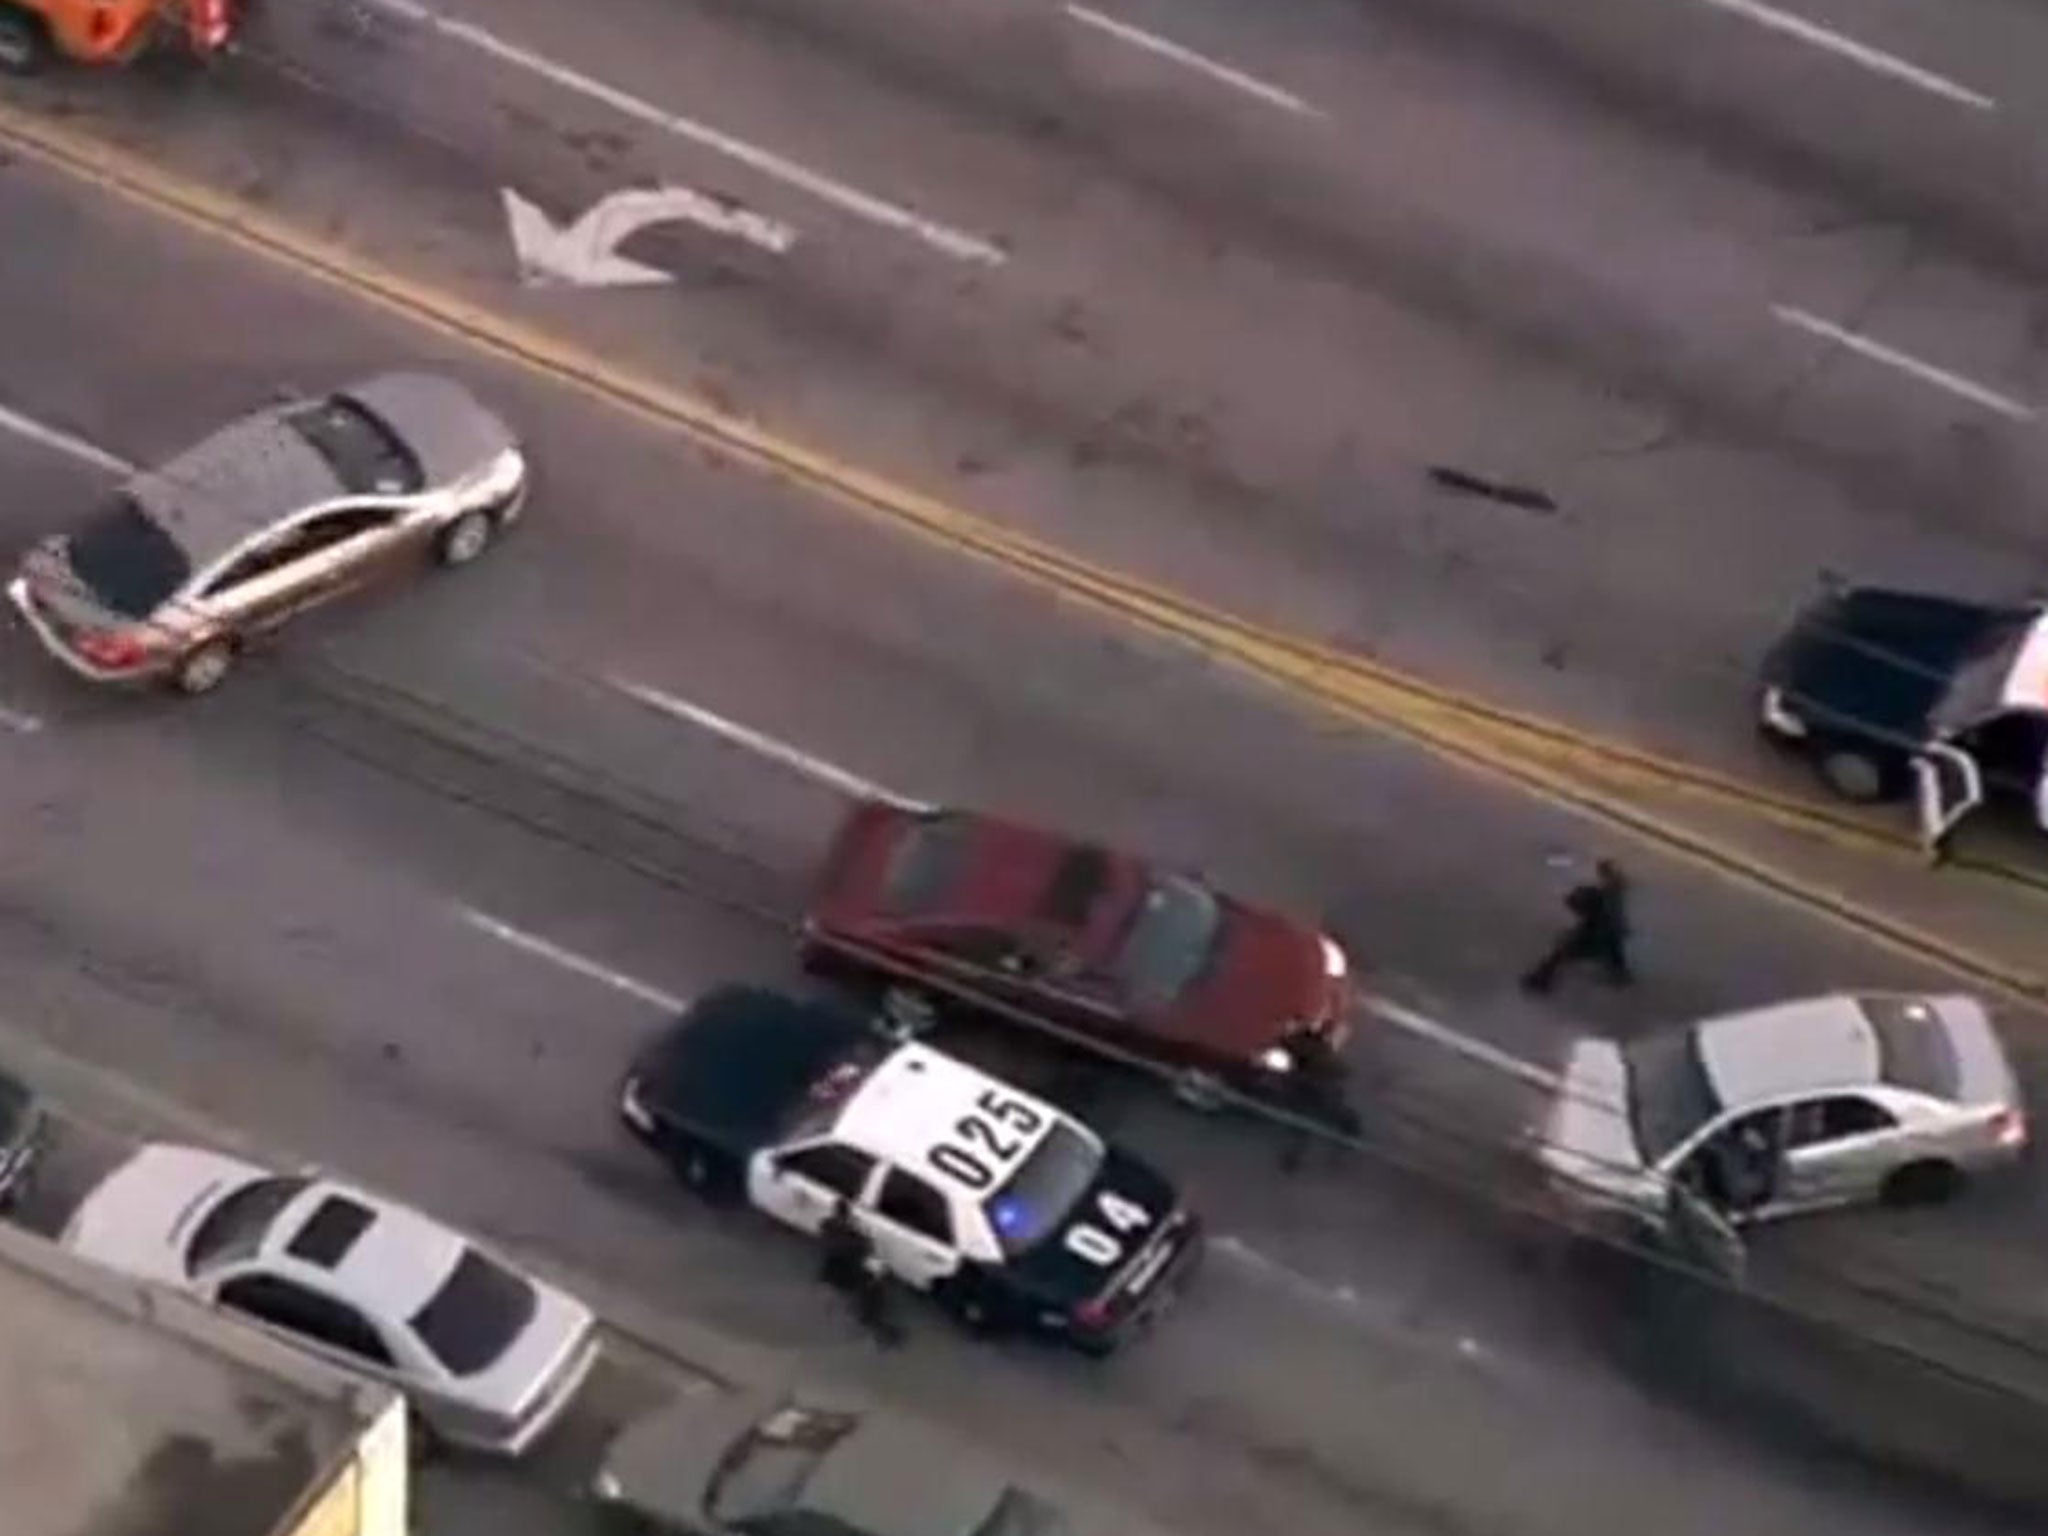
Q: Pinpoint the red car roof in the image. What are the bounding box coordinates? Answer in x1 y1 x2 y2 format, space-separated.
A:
810 804 1336 1062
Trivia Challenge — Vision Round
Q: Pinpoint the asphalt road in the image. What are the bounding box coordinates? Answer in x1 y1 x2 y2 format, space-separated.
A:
49 0 2047 777
4 102 2048 1534
5 0 2048 1531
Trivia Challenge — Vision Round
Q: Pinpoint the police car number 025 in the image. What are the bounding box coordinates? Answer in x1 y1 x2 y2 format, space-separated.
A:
927 1092 1152 1269
927 1089 1044 1190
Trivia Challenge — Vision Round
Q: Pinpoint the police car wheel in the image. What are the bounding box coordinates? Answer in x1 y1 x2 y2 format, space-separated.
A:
671 1138 739 1202
1071 1330 1120 1360
939 1278 997 1335
1814 746 1891 804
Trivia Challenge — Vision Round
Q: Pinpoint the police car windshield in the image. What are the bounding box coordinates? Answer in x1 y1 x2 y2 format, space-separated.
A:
984 1122 1102 1257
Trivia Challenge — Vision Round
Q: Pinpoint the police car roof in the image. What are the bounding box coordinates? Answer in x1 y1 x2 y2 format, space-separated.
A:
837 1045 1061 1178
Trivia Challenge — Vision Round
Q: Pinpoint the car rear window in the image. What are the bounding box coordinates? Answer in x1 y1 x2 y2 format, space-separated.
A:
284 396 423 496
880 814 975 918
985 1121 1103 1257
285 1195 377 1269
1860 996 1961 1096
184 1175 313 1278
64 496 191 618
409 1248 539 1377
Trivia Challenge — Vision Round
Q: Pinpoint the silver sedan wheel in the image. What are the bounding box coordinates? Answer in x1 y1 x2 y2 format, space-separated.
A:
436 510 493 567
173 640 234 697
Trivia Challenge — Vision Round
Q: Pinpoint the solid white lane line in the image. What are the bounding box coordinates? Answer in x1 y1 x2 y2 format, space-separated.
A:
363 0 1006 266
1772 304 2036 420
1065 4 1324 119
607 676 927 810
0 400 135 475
1213 1234 1362 1306
460 907 686 1012
1694 0 1995 111
1363 994 1565 1093
0 703 43 734
1213 1235 1502 1366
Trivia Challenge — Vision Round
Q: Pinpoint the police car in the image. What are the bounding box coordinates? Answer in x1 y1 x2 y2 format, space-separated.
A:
618 985 1202 1354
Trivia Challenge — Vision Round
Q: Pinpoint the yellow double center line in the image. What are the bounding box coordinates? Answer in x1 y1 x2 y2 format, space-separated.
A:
3 96 2043 1007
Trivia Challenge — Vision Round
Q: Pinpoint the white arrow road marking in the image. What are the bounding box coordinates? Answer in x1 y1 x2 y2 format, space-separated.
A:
459 907 686 1013
608 676 930 810
366 0 1004 266
0 703 43 734
502 185 799 288
502 189 670 288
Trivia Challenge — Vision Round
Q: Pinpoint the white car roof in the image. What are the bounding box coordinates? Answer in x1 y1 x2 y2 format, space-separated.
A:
1694 994 1888 1106
835 1044 1065 1194
260 1181 467 1322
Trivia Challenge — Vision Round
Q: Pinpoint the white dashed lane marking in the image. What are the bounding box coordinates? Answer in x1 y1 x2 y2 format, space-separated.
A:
1363 994 1565 1093
1695 0 1995 110
608 676 928 811
362 0 1007 266
459 907 686 1013
1064 4 1326 119
1772 304 2035 421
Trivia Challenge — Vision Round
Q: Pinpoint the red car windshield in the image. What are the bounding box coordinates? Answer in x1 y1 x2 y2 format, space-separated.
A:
878 813 977 918
1110 877 1222 1011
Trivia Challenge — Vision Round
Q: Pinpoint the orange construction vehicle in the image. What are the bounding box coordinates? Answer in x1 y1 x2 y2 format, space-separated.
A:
0 0 243 73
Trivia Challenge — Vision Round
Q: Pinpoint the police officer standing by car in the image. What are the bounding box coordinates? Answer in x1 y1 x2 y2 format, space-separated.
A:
1278 1024 1361 1174
819 1196 904 1347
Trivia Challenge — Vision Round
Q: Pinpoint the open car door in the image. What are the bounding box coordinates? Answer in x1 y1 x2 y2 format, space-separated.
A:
1662 1182 1746 1286
1913 741 1984 858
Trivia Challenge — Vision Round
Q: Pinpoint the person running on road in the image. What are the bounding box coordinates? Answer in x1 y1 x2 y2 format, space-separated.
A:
1520 858 1634 994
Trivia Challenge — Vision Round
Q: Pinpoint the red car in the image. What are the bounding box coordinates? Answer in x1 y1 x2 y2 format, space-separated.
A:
800 802 1354 1100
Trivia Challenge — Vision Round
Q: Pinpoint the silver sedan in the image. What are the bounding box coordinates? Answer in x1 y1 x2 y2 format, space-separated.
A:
1542 992 2027 1231
8 373 526 695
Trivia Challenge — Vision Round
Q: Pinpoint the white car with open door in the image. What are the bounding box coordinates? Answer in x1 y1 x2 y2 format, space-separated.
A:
1541 993 2026 1258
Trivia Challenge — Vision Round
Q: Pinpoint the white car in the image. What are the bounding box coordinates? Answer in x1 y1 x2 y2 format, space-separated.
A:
620 986 1203 1355
1542 993 2026 1229
61 1143 599 1456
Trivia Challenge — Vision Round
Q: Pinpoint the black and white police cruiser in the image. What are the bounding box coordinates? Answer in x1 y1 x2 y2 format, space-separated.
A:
1759 583 2048 852
618 985 1203 1354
